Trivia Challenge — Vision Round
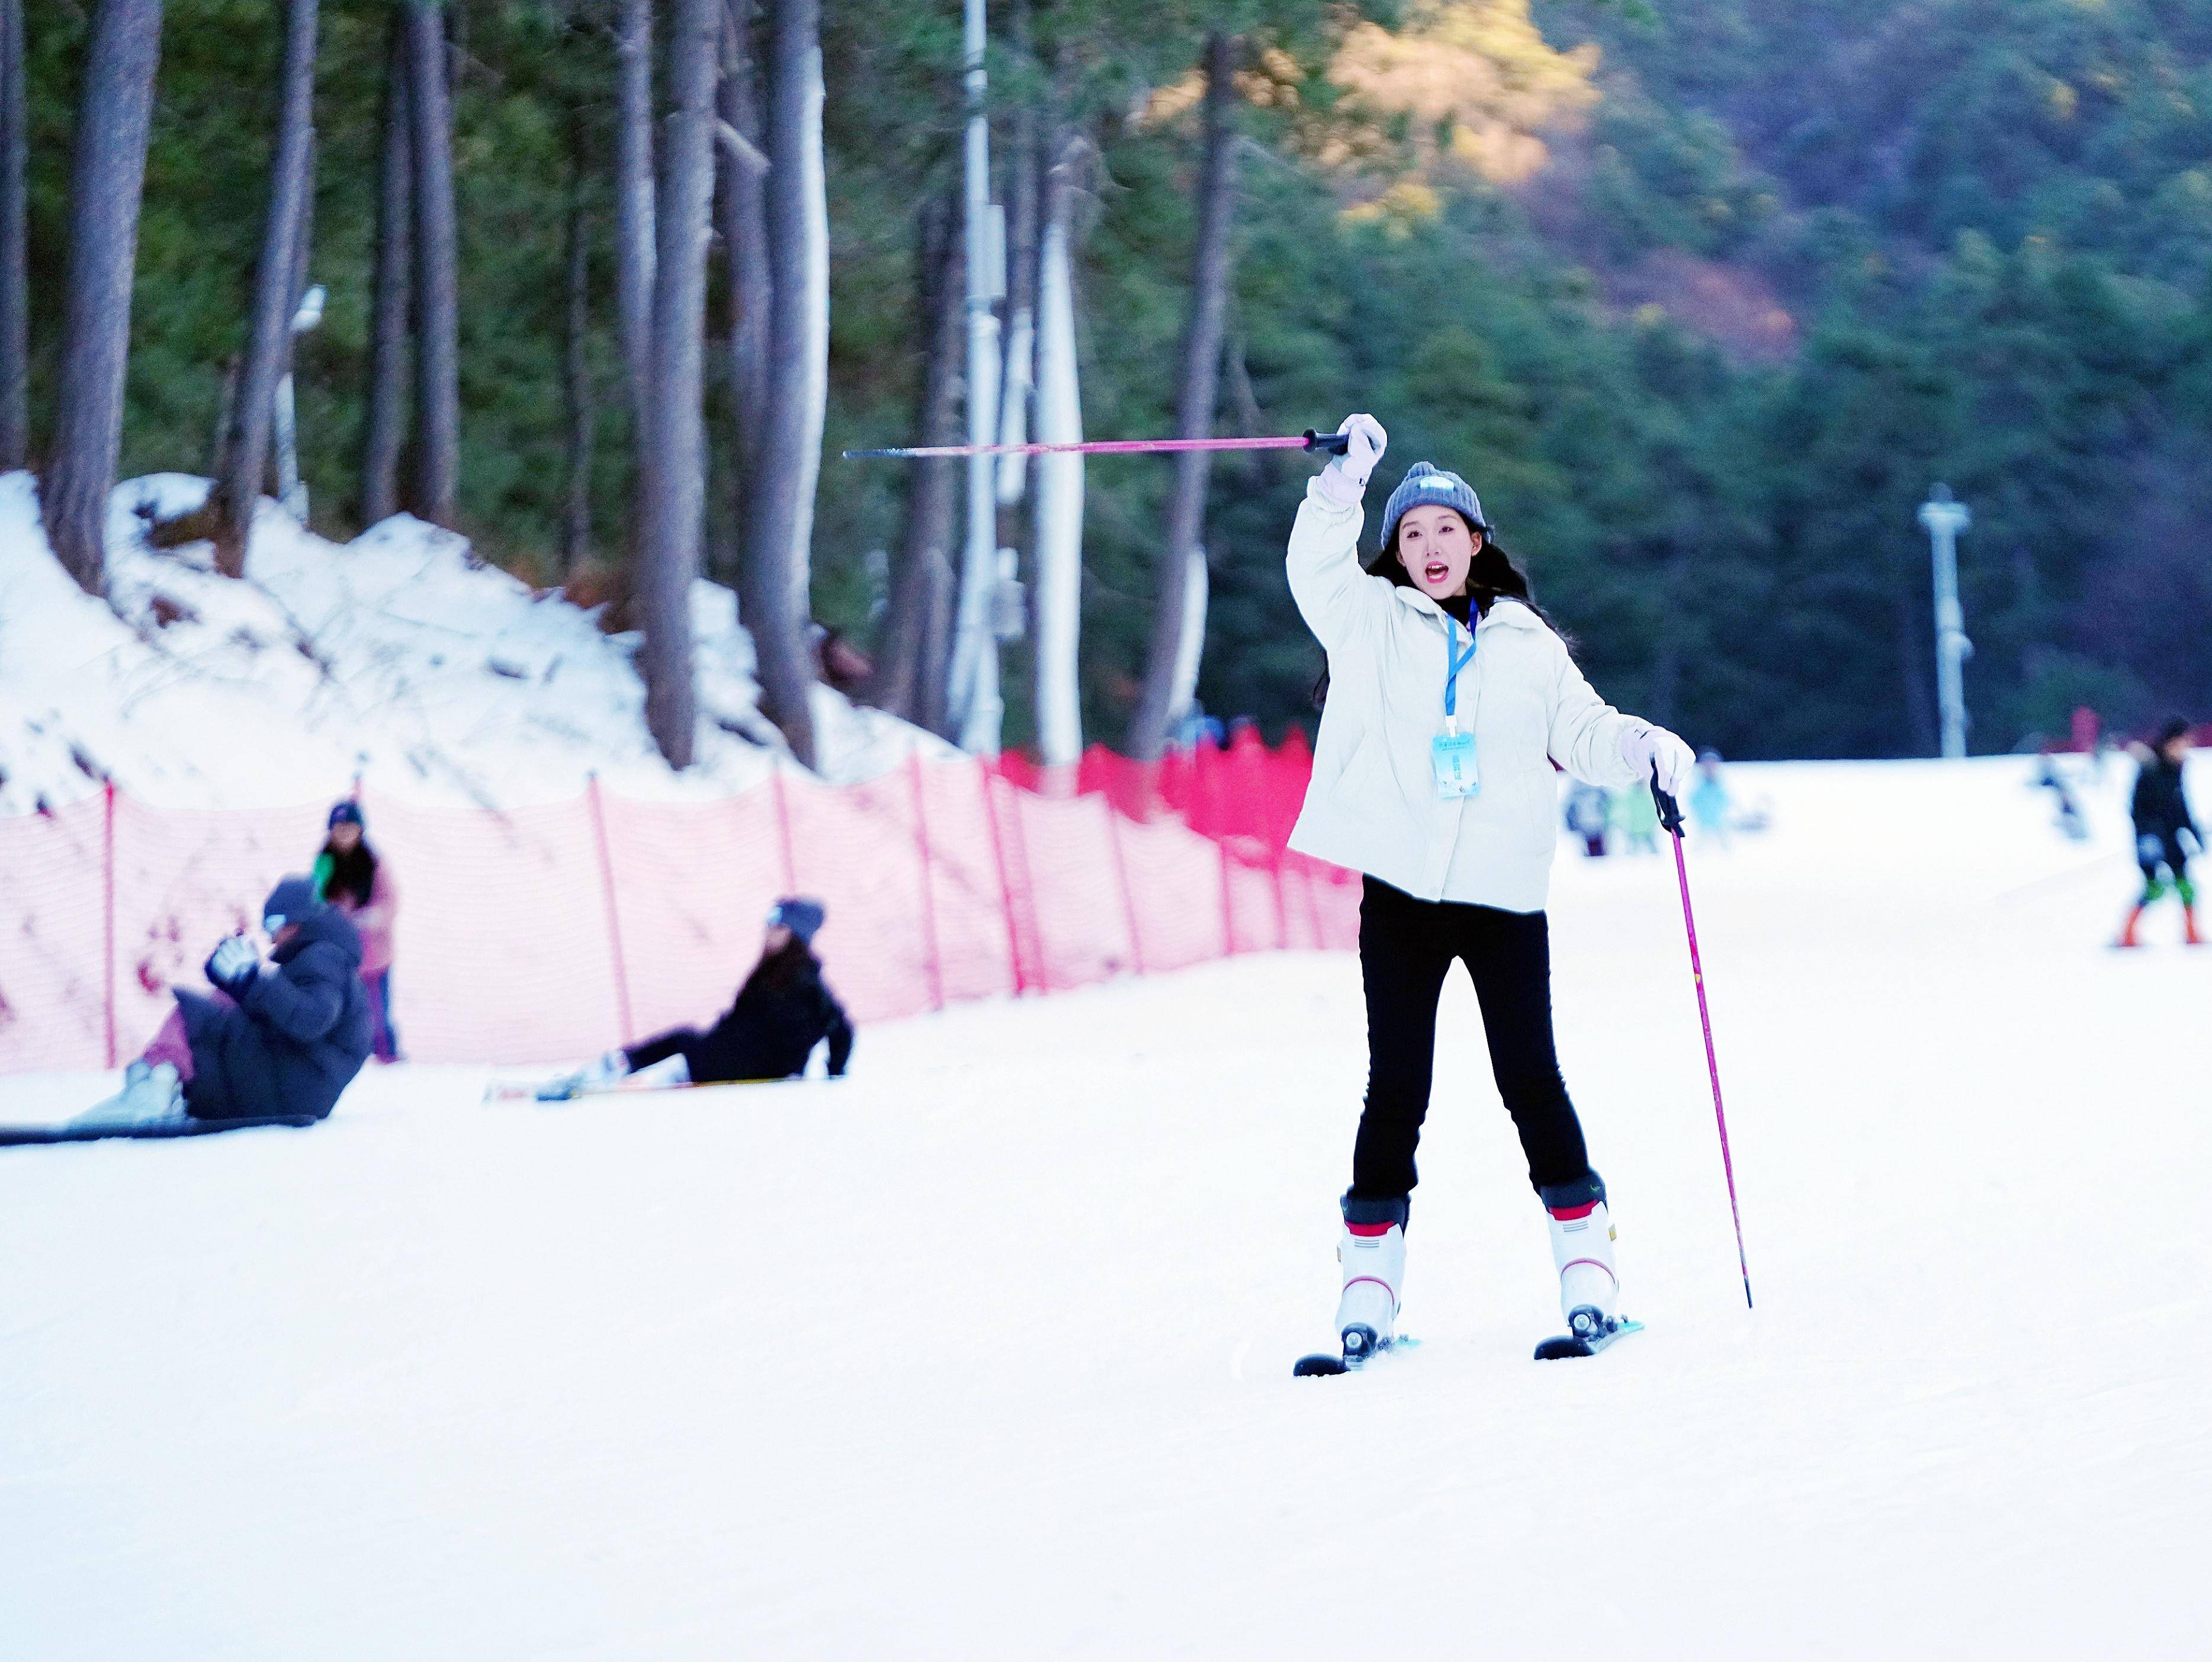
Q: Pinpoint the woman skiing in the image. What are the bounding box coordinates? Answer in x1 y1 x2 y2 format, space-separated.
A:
2115 718 2201 948
313 800 401 1061
1287 414 1696 1366
547 898 853 1097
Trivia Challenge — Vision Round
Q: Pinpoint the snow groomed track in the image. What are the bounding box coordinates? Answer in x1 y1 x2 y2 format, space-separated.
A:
2 756 2207 1658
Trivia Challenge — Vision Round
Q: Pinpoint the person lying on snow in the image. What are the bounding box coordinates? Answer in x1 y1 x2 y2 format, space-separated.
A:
544 898 854 1098
74 876 374 1128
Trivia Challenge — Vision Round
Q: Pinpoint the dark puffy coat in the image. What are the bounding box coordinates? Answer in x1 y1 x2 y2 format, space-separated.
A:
2131 753 2199 844
176 899 374 1121
692 947 854 1083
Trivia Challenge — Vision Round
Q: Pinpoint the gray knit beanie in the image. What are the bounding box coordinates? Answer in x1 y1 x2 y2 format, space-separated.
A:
1378 462 1488 552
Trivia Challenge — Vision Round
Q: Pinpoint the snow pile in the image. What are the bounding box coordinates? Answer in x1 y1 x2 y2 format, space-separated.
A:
1 755 2205 1657
0 472 939 813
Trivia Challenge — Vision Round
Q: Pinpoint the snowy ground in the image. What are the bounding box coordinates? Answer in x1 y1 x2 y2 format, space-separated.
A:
3 754 2208 1659
0 472 933 815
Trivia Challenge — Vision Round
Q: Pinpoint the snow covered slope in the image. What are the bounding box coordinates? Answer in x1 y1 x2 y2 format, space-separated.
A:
0 472 935 814
1 763 2205 1658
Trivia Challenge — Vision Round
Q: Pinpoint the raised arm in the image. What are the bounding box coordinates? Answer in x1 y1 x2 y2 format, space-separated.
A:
1285 413 1391 655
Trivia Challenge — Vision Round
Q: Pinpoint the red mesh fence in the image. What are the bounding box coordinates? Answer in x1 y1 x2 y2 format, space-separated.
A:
0 740 1359 1077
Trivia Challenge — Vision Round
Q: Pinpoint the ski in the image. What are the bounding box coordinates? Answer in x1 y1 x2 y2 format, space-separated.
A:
0 1112 319 1148
482 1078 704 1105
1534 1316 1643 1361
1292 1333 1419 1377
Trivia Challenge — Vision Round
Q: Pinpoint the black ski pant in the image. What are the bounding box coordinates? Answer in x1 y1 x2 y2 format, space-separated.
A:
1350 876 1594 1205
625 1028 709 1079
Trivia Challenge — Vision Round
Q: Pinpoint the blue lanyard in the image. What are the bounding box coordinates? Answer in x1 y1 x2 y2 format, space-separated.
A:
1443 614 1478 725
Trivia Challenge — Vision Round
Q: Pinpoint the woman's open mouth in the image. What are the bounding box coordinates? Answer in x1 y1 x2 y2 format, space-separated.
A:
1425 562 1449 586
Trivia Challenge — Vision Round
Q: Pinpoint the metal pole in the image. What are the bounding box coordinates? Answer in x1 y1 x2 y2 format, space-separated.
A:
948 0 1004 755
1918 484 1973 760
275 284 324 523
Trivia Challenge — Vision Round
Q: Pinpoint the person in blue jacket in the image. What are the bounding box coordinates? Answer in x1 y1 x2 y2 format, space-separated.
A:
75 875 374 1127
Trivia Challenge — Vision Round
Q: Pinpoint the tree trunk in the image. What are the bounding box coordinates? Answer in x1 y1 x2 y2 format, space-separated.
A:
1030 120 1085 766
740 0 826 767
361 12 412 526
404 0 460 526
1125 32 1237 761
717 0 767 549
613 0 655 457
44 0 163 595
0 0 29 469
560 146 595 574
206 0 316 576
869 191 962 725
635 0 719 769
993 0 1038 510
269 127 317 511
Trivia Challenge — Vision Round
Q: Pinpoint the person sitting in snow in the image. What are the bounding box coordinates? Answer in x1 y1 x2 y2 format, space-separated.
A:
313 799 402 1062
2115 716 2202 949
545 898 853 1097
75 876 374 1127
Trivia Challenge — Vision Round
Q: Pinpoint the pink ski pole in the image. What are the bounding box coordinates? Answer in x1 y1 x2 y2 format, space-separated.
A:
1652 774 1754 1309
841 429 1353 461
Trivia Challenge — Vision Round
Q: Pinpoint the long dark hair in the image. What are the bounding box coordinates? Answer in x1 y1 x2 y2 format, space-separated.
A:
1366 520 1550 623
318 835 378 907
1310 517 1555 709
743 933 818 996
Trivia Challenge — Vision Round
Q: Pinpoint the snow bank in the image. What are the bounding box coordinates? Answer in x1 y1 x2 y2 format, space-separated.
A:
0 754 2205 1657
0 472 940 813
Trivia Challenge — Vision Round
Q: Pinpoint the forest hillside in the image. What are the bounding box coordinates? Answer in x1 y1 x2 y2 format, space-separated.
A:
11 0 2210 760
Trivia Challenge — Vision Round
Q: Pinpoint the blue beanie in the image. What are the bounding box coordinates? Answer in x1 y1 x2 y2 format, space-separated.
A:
1378 462 1488 552
768 897 826 945
328 799 365 831
262 874 325 932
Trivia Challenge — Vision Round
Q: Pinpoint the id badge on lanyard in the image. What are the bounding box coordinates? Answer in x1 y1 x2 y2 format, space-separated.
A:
1431 614 1479 799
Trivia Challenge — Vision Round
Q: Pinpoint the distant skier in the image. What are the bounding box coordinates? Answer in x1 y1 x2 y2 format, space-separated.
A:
1285 414 1697 1366
313 800 402 1062
1691 750 1732 846
547 898 854 1097
2032 748 2086 843
1613 777 1662 854
1565 780 1610 856
2115 718 2201 949
73 876 373 1128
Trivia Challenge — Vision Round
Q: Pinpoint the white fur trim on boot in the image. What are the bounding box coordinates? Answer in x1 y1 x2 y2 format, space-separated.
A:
71 1060 184 1129
1334 1218 1406 1355
1546 1198 1619 1332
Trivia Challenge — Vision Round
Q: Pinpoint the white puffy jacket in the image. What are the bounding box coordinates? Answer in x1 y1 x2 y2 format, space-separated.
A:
1286 478 1657 913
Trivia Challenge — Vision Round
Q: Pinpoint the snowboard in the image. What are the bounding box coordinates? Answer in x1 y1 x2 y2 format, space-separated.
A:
1533 1316 1643 1361
0 1112 320 1147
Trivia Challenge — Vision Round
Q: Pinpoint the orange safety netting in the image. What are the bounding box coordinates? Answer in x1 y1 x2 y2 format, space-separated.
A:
0 734 1357 1075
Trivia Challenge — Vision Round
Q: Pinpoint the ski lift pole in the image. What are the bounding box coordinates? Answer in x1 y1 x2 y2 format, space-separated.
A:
841 429 1354 461
1652 771 1754 1310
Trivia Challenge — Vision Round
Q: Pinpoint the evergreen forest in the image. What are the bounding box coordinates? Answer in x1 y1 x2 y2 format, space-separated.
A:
12 0 2212 761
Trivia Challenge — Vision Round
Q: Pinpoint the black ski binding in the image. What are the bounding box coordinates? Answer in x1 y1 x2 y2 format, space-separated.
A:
1534 1307 1643 1361
1294 1323 1388 1377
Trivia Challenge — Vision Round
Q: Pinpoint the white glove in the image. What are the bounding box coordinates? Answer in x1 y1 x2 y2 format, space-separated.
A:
1314 413 1387 507
208 933 262 988
1622 724 1697 798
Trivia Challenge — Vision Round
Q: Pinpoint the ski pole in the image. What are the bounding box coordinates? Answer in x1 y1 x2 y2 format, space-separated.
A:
840 428 1353 461
1651 771 1754 1310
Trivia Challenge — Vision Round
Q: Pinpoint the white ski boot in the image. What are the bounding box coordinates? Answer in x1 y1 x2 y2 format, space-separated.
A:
1332 1196 1408 1366
1542 1176 1620 1343
70 1060 184 1129
539 1048 631 1101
